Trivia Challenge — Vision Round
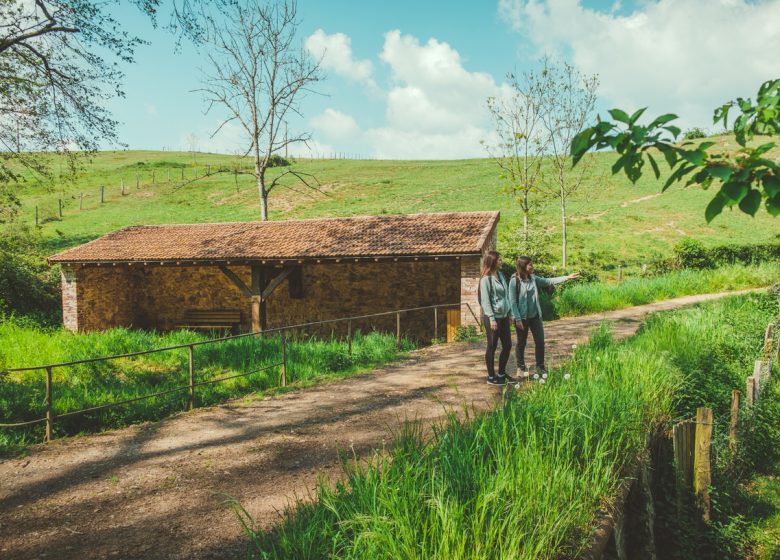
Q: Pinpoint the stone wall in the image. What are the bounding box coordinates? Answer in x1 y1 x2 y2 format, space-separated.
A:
63 260 463 341
62 265 140 331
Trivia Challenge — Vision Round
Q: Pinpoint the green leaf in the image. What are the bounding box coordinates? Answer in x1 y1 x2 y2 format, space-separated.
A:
608 108 631 124
680 149 706 166
648 113 678 128
705 194 726 223
646 152 661 179
571 128 595 166
629 108 647 125
722 181 748 203
762 174 780 197
766 193 780 217
738 188 762 216
657 144 679 168
708 164 733 182
664 125 682 138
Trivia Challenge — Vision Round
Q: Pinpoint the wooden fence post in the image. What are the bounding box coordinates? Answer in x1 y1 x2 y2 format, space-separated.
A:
673 420 695 489
746 377 755 406
100 185 105 203
447 308 461 343
79 192 84 210
181 168 184 180
58 198 63 218
729 390 740 453
753 361 762 401
44 366 54 442
396 312 401 349
152 170 156 184
347 319 353 355
187 345 195 411
121 178 125 196
434 307 438 342
694 407 713 521
280 330 287 386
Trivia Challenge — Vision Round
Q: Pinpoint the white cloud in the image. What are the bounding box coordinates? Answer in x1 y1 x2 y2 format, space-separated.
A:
364 30 506 158
305 29 508 159
498 0 780 130
305 29 375 87
310 108 361 141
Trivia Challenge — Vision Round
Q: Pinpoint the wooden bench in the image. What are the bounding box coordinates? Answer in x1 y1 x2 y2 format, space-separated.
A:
176 310 242 333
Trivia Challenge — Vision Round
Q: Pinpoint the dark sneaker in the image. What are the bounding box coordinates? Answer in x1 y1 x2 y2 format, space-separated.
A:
487 376 507 386
503 373 520 385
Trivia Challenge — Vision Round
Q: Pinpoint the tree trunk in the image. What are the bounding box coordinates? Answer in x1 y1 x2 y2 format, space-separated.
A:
523 191 530 243
256 168 269 221
561 197 568 269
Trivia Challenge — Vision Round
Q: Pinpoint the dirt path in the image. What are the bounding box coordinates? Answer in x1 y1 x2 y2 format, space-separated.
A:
0 290 758 560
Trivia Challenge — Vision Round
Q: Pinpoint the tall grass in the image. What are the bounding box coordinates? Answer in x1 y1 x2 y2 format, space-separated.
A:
0 321 414 453
240 292 776 559
550 262 779 318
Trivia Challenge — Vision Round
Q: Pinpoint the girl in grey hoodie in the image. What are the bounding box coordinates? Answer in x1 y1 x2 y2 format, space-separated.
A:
478 251 515 385
508 256 580 379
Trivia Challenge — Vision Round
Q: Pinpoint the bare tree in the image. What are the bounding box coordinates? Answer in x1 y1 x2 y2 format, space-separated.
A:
0 0 231 221
197 0 323 220
538 60 599 268
484 69 549 244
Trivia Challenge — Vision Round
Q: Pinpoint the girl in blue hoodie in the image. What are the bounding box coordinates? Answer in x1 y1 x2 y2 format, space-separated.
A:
508 256 580 379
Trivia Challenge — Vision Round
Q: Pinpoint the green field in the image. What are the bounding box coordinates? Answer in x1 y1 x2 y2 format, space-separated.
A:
12 135 780 267
239 292 779 559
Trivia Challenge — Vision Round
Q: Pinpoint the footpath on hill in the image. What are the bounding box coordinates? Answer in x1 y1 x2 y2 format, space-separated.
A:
0 289 759 560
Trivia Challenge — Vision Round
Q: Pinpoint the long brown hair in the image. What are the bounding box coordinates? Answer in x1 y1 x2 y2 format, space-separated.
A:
515 255 533 281
481 251 501 277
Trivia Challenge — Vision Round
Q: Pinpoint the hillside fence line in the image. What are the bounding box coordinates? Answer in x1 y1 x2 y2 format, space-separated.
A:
0 302 475 443
29 154 379 227
587 311 779 560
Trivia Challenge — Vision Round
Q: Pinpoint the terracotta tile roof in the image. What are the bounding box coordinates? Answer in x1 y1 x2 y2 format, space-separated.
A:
48 212 500 264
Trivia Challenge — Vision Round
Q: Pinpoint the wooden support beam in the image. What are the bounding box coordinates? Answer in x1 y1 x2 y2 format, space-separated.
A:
261 267 295 299
219 265 252 297
694 407 713 522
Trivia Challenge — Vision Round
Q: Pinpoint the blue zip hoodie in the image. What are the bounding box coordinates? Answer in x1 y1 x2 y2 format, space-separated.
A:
508 274 569 319
479 273 511 320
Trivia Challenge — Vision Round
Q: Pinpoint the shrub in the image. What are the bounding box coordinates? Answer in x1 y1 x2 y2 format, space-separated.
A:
267 154 290 167
684 127 707 140
673 238 713 269
0 225 60 322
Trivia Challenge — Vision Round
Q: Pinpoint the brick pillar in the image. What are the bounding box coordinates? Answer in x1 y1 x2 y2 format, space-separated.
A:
61 266 79 332
460 256 481 327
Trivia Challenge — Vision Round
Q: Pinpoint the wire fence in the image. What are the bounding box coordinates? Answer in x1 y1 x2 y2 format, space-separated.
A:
0 302 477 443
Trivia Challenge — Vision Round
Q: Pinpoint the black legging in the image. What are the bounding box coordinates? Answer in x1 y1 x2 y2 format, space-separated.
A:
515 315 545 370
483 315 512 378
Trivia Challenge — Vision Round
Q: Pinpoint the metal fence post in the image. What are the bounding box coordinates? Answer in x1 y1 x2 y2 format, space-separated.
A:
396 312 401 349
282 330 289 385
347 319 353 355
44 366 54 442
187 345 195 411
434 307 438 342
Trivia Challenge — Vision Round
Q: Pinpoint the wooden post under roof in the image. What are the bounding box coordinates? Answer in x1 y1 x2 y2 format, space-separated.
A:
219 263 294 332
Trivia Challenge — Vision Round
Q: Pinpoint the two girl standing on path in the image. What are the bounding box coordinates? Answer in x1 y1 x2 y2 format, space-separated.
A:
479 250 580 386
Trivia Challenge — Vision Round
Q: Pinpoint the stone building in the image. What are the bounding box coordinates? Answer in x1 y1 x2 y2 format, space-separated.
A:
48 211 499 340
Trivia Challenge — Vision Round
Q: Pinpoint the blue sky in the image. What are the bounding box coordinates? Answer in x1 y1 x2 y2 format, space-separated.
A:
108 0 780 159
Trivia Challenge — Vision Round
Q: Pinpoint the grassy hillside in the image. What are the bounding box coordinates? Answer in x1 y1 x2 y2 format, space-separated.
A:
10 135 780 267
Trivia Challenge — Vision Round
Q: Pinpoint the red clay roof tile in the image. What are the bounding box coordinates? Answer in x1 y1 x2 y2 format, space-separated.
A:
48 212 499 264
